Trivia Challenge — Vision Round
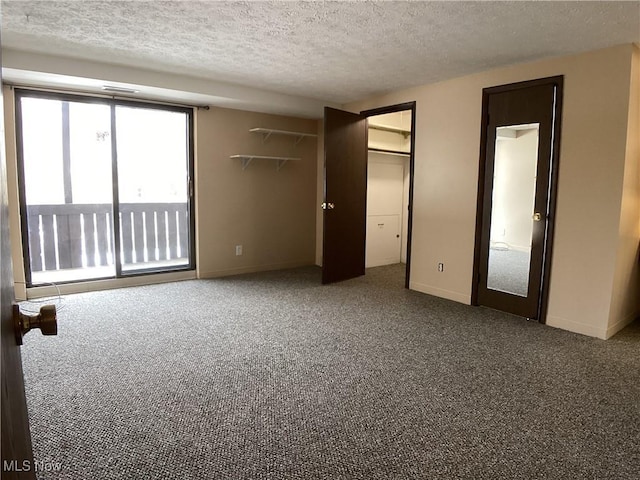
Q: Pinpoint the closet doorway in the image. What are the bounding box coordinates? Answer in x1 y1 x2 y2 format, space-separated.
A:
362 103 415 288
321 102 415 287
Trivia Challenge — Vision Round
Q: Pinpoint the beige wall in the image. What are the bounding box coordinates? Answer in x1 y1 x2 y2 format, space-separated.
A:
3 87 26 298
332 44 638 339
3 49 330 119
608 46 640 337
195 107 317 278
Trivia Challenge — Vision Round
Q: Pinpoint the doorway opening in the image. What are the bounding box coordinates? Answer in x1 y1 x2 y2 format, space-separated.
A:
320 102 415 286
362 104 415 288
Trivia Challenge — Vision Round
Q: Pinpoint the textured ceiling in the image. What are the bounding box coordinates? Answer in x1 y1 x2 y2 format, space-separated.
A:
1 1 639 104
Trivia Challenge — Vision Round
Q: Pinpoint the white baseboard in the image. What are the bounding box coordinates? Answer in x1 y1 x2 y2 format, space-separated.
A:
509 244 531 253
490 243 530 253
198 260 314 279
605 311 639 339
409 281 471 305
366 257 401 268
546 315 608 339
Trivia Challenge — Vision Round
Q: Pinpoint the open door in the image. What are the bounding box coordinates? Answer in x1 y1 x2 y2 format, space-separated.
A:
1 46 37 479
322 107 368 284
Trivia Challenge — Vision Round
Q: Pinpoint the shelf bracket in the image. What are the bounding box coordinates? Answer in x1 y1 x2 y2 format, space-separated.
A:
241 157 253 170
261 132 273 144
231 154 299 171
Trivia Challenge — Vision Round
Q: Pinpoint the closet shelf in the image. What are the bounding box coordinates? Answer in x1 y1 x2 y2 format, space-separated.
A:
249 128 318 145
231 154 301 171
368 147 410 157
369 124 411 138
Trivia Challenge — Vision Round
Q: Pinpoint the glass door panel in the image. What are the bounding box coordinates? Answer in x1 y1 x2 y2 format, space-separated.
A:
115 106 190 272
20 97 115 284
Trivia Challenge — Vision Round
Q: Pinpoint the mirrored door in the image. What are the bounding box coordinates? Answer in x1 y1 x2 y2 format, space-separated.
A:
474 77 563 321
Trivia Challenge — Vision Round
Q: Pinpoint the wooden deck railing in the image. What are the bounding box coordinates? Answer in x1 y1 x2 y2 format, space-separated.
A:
26 202 189 272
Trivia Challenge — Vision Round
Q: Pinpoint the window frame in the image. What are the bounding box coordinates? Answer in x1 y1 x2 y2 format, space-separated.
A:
14 88 196 287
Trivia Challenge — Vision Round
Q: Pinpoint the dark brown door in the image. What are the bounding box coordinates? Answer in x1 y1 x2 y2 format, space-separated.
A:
322 107 368 284
474 77 563 320
1 51 37 478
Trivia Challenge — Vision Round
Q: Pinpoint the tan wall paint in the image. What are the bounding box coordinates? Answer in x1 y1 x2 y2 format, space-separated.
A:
332 44 637 338
2 87 26 299
608 45 640 337
195 107 317 278
3 49 331 119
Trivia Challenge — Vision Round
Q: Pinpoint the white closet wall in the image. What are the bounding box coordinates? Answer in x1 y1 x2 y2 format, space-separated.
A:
366 111 411 268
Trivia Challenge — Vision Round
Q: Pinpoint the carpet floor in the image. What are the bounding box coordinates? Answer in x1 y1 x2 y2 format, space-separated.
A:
21 264 640 479
487 248 531 297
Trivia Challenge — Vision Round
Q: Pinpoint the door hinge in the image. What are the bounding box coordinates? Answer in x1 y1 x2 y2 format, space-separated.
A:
321 202 335 210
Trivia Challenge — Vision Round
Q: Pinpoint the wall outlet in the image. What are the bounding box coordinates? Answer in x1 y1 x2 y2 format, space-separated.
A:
235 245 243 256
438 263 444 272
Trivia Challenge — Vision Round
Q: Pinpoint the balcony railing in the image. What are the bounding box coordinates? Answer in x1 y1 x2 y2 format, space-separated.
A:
26 202 189 274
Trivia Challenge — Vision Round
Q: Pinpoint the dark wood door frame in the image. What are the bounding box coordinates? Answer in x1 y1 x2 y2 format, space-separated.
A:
360 102 416 289
471 76 564 323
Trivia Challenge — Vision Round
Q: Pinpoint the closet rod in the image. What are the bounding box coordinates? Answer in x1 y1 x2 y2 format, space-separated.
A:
368 147 410 157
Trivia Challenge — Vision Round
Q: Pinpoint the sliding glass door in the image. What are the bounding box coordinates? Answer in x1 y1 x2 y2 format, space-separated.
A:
115 106 191 273
16 91 194 286
19 97 116 284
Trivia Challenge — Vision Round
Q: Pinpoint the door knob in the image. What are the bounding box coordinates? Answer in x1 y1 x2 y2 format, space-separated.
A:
321 202 335 210
14 304 57 345
532 212 542 221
